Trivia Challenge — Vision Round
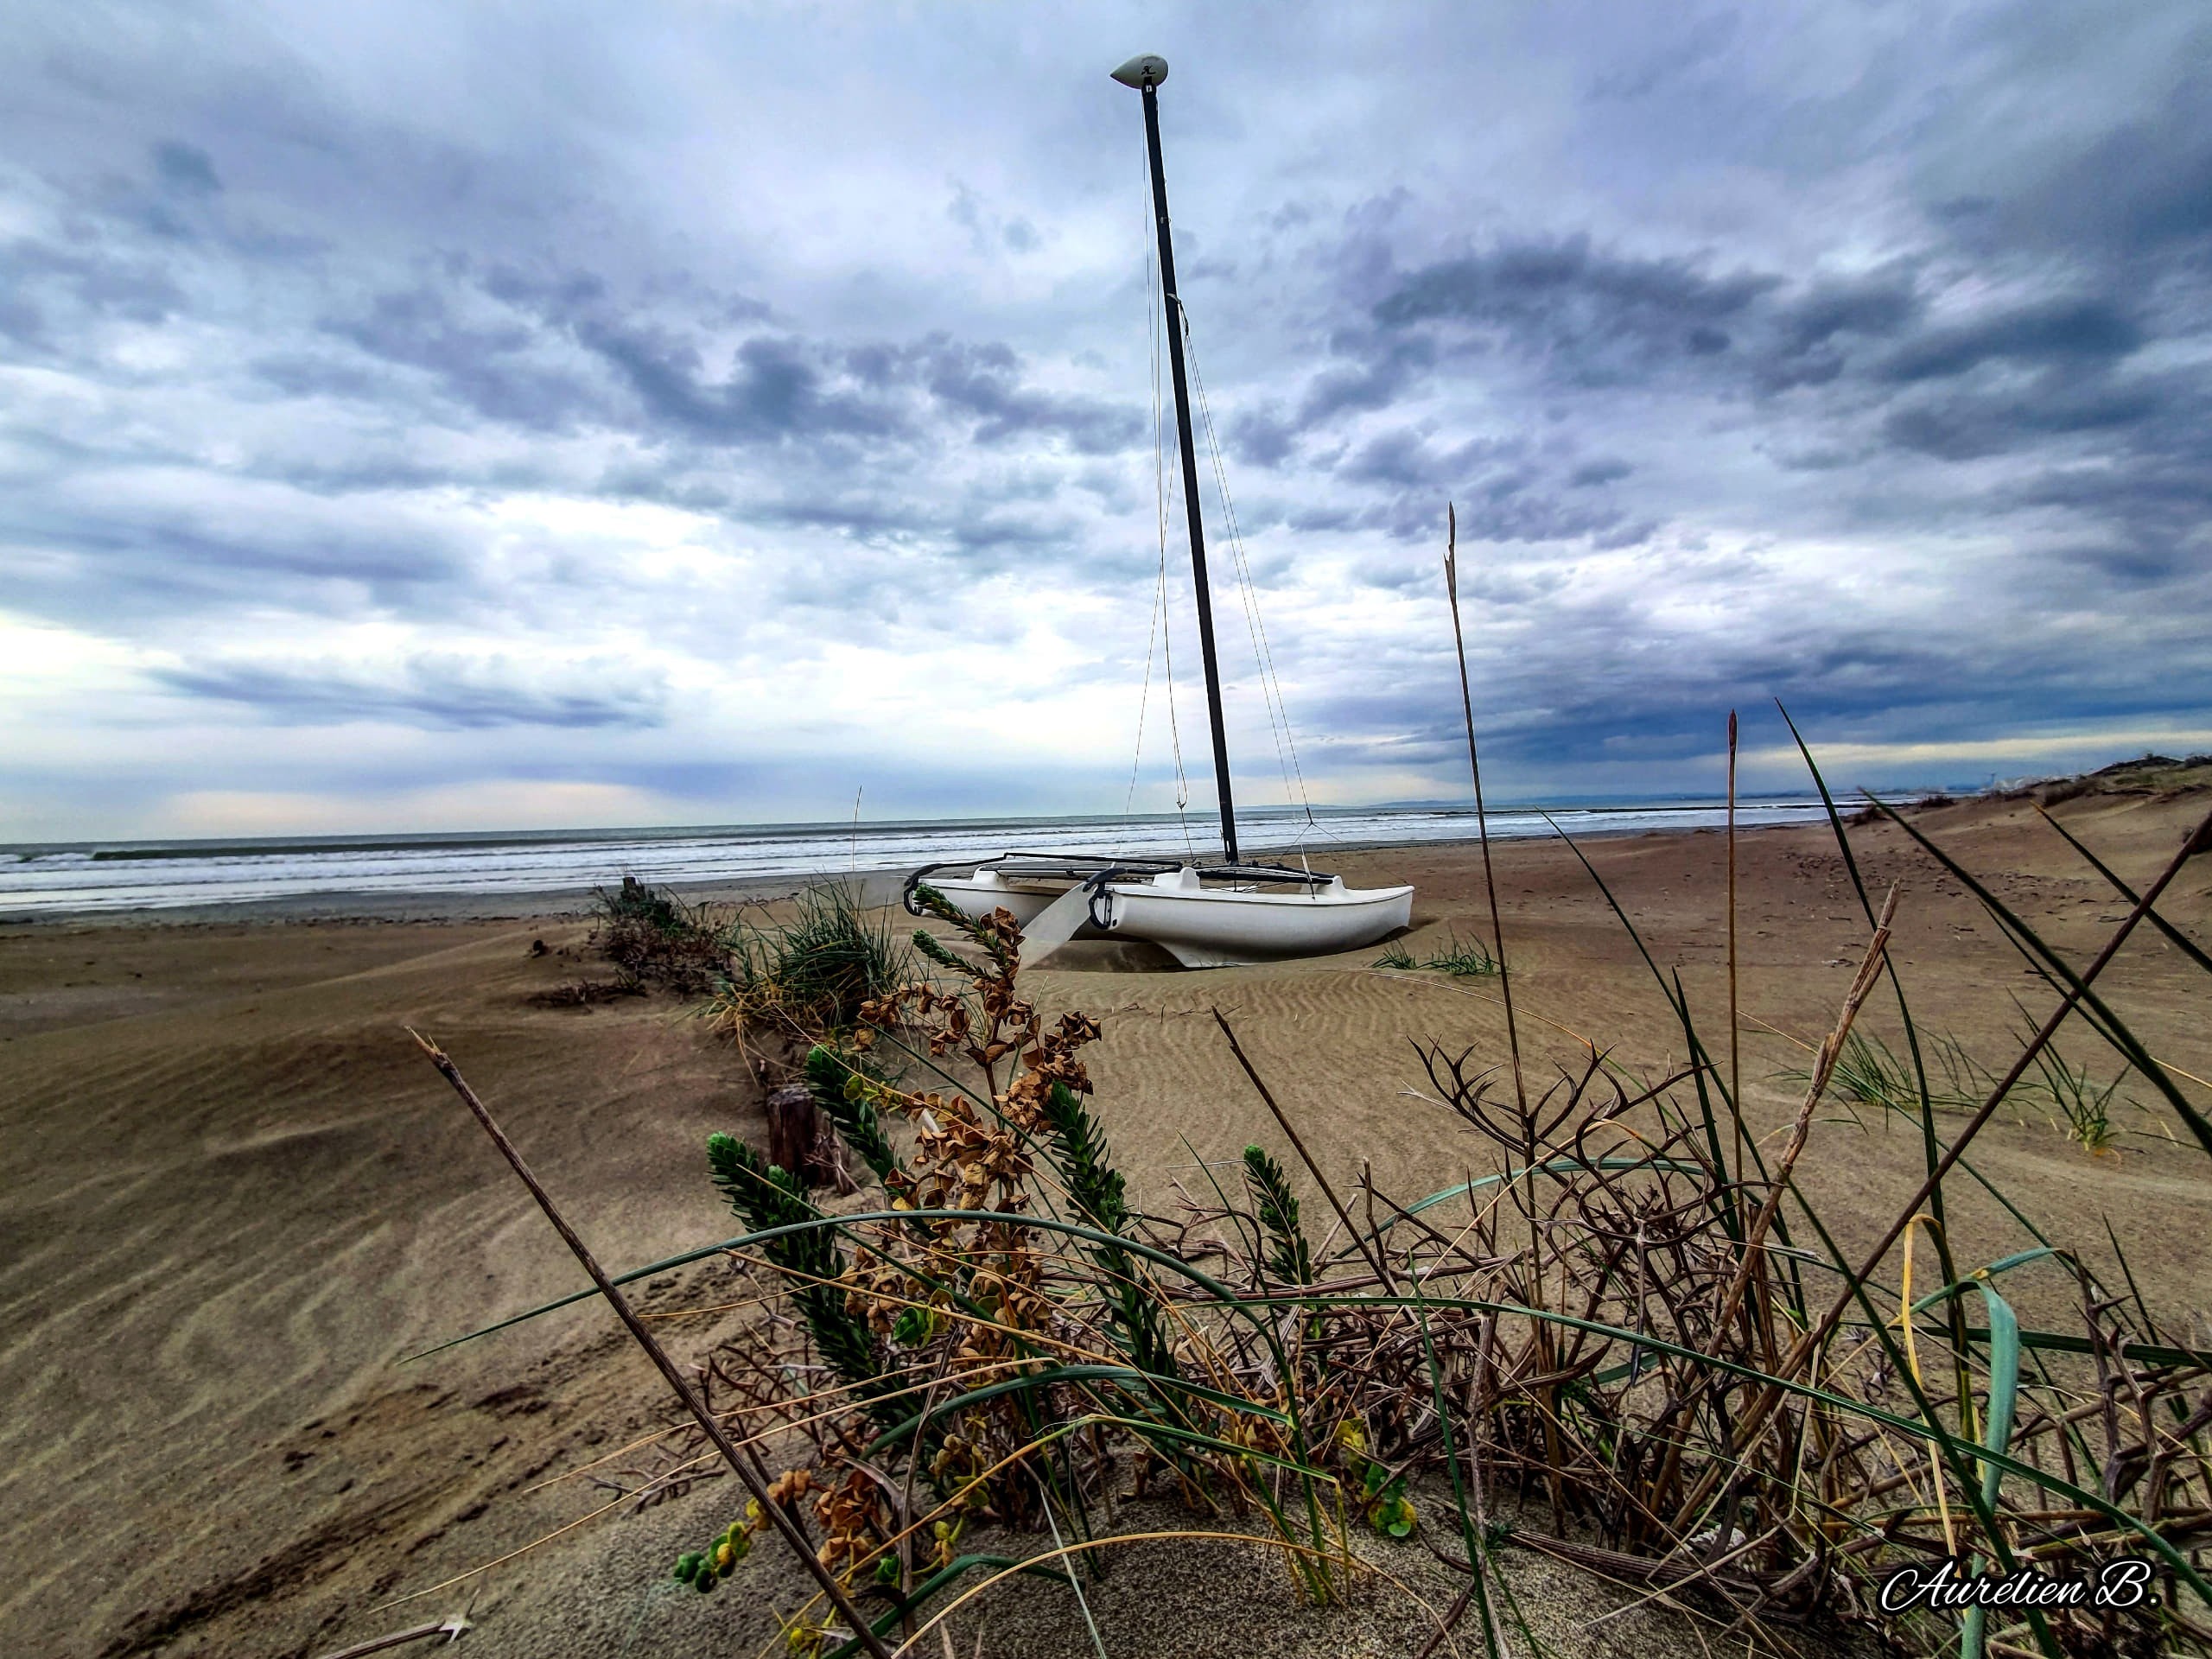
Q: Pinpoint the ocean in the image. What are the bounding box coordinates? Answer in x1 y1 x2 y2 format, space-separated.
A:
0 800 1831 915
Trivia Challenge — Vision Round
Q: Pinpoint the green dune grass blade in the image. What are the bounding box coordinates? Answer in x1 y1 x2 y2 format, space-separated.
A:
1745 1162 2044 1624
1386 1160 1703 1230
1961 1280 2024 1659
1673 966 1748 1247
1906 1248 2061 1315
2034 804 2212 976
1974 1286 2022 1513
823 1550 1094 1659
1541 814 1802 1267
1411 1262 1504 1659
1870 794 2212 1156
1777 702 1979 1404
1842 1320 2212 1369
866 1364 1294 1455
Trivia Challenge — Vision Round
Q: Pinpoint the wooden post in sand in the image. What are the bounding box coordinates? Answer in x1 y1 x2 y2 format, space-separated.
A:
766 1082 850 1192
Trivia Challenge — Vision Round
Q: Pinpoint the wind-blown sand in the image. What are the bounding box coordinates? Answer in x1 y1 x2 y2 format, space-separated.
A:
3 782 2207 1657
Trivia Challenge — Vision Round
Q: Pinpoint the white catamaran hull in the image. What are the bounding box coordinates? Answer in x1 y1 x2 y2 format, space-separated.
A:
925 866 1413 969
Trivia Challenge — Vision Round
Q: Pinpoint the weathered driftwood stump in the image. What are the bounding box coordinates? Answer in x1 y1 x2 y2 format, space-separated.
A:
764 1083 855 1193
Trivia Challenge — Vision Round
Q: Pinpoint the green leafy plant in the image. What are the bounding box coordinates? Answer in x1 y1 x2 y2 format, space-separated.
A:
1242 1146 1313 1287
1337 1421 1417 1540
705 1131 890 1420
804 1044 906 1188
672 1509 758 1594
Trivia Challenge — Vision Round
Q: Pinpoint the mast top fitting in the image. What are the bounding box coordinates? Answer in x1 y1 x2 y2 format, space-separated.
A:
1110 54 1168 90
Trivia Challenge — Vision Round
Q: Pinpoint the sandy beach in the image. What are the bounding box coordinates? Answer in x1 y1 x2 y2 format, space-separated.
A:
4 783 2208 1658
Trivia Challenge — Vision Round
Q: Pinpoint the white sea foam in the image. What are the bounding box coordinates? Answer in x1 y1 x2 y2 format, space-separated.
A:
0 801 1829 914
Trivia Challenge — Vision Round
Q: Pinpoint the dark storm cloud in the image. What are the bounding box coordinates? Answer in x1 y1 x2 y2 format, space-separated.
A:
912 337 1143 454
2 501 473 627
1227 406 1298 467
3 0 2210 834
1873 297 2143 384
152 141 222 197
1357 232 1935 404
321 283 607 431
1567 458 1632 487
1371 234 1779 384
151 655 668 729
1294 330 1439 424
1941 71 2212 262
0 233 187 355
578 321 914 444
1878 374 2167 463
317 260 1145 458
1321 429 1647 548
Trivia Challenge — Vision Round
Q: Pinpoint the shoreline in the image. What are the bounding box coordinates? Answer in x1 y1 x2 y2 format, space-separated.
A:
0 817 1815 928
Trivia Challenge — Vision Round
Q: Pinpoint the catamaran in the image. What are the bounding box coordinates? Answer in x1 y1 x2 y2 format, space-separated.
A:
905 54 1414 968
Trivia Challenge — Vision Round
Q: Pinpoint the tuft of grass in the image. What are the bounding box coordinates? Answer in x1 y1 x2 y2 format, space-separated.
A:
2024 1045 2130 1155
738 884 909 1027
1788 1023 2149 1157
1370 931 1500 977
708 883 912 1055
1423 932 1499 977
1780 1028 1984 1124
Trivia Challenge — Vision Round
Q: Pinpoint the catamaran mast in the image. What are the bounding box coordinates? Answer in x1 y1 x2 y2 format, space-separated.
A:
1114 54 1239 865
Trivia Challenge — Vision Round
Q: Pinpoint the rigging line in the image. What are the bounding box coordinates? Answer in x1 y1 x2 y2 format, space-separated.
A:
1122 520 1166 818
1134 181 1194 857
1124 246 1167 821
1154 249 1193 857
1179 311 1317 836
1185 317 1309 831
1160 424 1194 855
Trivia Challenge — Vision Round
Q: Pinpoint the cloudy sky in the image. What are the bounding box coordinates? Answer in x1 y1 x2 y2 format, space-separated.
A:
3 3 2209 842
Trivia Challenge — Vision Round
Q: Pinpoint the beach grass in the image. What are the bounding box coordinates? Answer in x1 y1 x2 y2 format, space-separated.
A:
1373 930 1500 977
423 760 2212 1659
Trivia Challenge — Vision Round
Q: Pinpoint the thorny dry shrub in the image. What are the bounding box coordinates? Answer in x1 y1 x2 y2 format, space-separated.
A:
591 875 736 997
597 854 2212 1659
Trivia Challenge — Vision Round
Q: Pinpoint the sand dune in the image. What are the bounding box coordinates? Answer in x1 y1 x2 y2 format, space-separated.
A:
3 784 2206 1656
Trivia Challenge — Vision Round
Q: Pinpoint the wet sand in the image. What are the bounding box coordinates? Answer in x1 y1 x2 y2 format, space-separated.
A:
3 783 2207 1657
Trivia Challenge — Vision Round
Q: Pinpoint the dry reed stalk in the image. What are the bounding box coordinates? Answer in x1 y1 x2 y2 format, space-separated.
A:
309 1616 472 1659
1713 884 1897 1338
1726 709 1745 1189
1444 501 1569 1539
1443 502 1528 1119
1213 1005 1395 1290
408 1030 897 1659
